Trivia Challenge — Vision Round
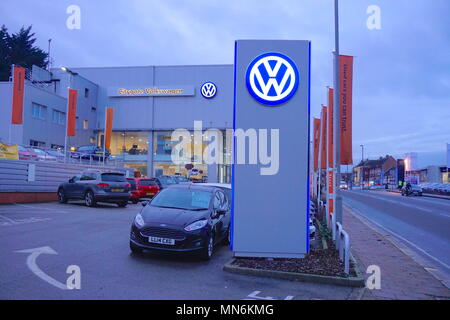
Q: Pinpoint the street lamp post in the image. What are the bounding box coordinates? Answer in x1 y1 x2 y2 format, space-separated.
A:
360 144 364 187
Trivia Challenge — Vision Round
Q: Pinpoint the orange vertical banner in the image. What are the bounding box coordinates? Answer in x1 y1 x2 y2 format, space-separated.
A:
313 118 320 172
104 108 114 149
67 89 78 137
320 106 327 169
327 88 334 168
11 66 25 124
339 55 353 165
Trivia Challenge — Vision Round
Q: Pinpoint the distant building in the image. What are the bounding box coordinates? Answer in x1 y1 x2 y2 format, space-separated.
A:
352 155 397 186
419 165 449 183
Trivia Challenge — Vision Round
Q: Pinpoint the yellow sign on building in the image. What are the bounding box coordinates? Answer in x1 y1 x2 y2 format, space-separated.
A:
0 142 19 159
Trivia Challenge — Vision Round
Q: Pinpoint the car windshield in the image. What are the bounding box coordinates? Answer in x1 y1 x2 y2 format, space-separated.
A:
101 173 126 182
33 149 45 155
78 146 95 151
221 188 231 200
139 179 156 186
175 176 189 182
151 188 211 210
159 177 177 185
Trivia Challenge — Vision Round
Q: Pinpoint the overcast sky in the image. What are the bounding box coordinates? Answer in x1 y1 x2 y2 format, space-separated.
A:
2 0 449 168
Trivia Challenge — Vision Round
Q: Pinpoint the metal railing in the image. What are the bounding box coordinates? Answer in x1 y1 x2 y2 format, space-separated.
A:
16 145 124 167
332 214 350 275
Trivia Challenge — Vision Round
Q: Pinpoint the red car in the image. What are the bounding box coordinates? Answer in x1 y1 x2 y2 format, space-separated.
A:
127 178 160 204
18 146 38 161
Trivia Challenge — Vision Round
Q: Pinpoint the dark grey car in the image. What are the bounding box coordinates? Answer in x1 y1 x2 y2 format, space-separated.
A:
57 170 131 207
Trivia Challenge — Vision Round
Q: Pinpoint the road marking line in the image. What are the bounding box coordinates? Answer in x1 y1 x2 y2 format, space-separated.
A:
16 246 68 290
12 203 68 214
0 214 16 224
0 215 51 226
349 192 435 213
245 291 295 300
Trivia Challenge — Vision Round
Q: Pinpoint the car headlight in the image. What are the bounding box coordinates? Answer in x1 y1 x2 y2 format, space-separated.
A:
184 219 208 231
134 213 145 228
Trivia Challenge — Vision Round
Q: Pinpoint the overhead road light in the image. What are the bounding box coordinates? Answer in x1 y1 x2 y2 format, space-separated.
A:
60 66 78 75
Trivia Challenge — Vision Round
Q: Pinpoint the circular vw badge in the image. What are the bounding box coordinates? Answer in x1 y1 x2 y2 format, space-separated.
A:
246 52 300 106
200 82 217 99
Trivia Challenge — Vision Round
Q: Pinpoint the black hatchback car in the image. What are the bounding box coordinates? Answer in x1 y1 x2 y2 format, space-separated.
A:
71 145 110 161
129 184 231 260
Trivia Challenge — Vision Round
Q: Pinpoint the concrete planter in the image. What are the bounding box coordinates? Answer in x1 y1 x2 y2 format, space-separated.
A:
223 253 365 288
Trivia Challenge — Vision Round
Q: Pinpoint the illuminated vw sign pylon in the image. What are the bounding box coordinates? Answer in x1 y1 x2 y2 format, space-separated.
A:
246 52 300 105
200 82 217 99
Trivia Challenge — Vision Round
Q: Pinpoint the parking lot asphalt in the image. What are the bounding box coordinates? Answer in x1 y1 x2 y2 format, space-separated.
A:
0 201 358 300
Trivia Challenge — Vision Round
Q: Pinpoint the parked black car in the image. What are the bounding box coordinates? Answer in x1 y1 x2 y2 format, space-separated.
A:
57 170 131 207
129 184 231 260
71 145 110 161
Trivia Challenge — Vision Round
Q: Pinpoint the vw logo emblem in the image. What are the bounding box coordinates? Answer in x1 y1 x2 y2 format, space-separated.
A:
246 52 300 105
200 82 217 99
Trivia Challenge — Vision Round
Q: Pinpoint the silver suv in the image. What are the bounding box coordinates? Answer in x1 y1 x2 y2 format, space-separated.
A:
57 169 131 207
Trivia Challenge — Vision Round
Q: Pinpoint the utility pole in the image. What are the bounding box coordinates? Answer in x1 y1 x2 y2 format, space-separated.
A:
333 0 343 225
47 39 52 70
360 144 364 187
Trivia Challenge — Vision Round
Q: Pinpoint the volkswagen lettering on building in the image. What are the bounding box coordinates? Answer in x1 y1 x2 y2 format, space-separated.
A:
246 52 300 106
200 82 217 99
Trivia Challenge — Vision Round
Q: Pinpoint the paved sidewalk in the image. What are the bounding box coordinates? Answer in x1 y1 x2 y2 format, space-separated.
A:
344 206 450 300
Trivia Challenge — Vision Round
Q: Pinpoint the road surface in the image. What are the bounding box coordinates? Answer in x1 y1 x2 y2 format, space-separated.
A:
0 201 356 300
342 189 450 288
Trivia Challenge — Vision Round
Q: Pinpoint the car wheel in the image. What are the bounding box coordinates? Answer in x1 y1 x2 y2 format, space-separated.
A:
200 234 214 260
117 201 128 208
132 199 139 204
57 189 68 203
84 191 96 207
130 241 143 254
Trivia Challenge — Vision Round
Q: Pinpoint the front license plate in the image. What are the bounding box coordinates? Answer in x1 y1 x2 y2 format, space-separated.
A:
111 188 123 192
147 192 154 196
148 237 175 245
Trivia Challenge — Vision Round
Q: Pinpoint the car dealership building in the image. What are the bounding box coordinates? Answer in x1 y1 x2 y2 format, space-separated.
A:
0 64 233 182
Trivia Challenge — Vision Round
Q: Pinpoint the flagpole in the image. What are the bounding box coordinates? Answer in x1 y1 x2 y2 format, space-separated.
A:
318 109 323 207
103 111 106 166
325 86 330 227
333 0 343 225
9 64 15 144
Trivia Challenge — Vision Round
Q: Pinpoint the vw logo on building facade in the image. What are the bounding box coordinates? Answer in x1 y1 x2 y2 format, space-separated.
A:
200 82 217 99
246 52 300 106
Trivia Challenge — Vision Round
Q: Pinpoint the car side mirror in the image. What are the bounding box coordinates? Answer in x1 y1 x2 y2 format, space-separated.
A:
141 201 149 207
69 178 74 183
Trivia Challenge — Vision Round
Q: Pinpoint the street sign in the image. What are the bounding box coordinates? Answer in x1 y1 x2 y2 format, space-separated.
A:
232 40 311 258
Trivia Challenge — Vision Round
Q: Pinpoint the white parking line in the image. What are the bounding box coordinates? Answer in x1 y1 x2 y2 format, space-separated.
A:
12 203 68 214
0 214 52 226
